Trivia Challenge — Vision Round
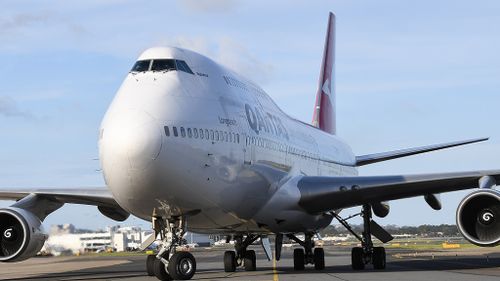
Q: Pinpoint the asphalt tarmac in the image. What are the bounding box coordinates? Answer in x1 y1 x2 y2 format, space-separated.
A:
1 246 499 281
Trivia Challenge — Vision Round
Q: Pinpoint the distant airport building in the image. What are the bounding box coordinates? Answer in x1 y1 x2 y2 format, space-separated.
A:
43 224 212 255
185 232 212 247
44 224 153 254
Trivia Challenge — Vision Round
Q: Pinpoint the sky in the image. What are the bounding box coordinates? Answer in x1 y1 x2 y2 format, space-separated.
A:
0 0 499 230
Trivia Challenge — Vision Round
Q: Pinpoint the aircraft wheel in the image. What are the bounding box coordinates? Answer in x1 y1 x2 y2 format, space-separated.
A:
293 248 305 270
351 247 365 270
146 254 156 276
224 250 237 272
167 251 196 280
314 248 325 270
244 250 256 271
153 258 172 280
372 247 386 270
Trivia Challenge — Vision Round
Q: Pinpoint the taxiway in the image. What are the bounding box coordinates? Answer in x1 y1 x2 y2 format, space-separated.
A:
1 246 499 281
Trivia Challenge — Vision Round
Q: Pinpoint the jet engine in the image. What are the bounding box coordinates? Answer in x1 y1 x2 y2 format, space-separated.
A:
456 189 500 247
0 207 47 262
372 201 390 218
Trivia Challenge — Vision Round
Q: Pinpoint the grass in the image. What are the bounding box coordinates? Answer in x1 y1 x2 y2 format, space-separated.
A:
385 240 481 251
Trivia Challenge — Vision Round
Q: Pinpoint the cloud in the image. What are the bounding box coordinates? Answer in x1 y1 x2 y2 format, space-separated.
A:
162 36 273 84
0 11 86 37
0 96 32 118
0 12 51 32
177 0 237 14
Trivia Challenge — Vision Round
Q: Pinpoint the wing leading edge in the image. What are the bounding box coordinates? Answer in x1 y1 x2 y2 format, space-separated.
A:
0 188 116 206
355 138 488 166
297 170 500 214
0 188 129 221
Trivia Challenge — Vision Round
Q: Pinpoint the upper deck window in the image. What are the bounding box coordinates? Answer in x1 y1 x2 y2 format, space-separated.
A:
131 60 151 72
151 59 176 72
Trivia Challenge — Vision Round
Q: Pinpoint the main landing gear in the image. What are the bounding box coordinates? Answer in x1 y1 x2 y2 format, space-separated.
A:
333 204 387 270
146 216 197 280
223 234 259 272
287 233 325 270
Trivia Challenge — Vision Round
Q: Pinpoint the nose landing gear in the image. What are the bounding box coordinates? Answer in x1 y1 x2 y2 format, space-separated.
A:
146 216 197 281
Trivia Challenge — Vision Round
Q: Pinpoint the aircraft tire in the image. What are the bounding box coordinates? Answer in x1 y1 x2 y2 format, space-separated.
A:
167 252 196 280
372 247 386 270
224 251 237 272
153 258 172 280
243 250 257 271
314 248 325 270
351 247 365 270
146 254 156 276
293 248 305 270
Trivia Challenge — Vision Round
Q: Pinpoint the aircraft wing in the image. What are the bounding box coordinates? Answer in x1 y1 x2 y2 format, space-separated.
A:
297 170 500 214
0 188 116 206
355 138 488 166
0 188 129 221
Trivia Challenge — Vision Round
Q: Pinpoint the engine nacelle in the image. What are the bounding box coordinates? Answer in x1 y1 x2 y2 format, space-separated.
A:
0 207 47 262
456 189 500 247
372 201 390 218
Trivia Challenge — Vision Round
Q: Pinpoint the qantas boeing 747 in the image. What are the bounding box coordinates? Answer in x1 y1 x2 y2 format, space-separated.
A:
0 12 499 280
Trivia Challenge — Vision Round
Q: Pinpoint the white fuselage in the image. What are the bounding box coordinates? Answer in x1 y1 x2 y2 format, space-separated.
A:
98 47 357 234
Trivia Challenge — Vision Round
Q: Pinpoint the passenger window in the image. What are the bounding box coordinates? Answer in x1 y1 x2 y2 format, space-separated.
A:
151 59 176 72
229 133 233 142
210 130 214 140
236 134 239 143
187 128 192 138
215 131 219 141
180 127 186 137
164 126 170 137
224 132 228 142
206 129 210 140
131 60 151 72
193 128 198 138
199 129 204 139
173 126 178 137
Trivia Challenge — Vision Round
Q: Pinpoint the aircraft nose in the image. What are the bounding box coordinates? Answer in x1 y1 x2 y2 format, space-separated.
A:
100 109 162 172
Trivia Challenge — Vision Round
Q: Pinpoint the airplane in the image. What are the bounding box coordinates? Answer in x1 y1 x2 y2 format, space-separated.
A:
0 11 499 281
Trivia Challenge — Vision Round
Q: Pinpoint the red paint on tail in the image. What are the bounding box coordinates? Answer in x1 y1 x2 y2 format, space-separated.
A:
312 12 336 134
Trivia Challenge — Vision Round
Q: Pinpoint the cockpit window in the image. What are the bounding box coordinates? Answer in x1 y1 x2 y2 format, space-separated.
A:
130 59 194 74
151 59 176 72
176 60 194 75
131 60 151 72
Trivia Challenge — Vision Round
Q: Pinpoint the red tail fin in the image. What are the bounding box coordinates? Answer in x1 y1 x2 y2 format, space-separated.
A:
312 12 336 134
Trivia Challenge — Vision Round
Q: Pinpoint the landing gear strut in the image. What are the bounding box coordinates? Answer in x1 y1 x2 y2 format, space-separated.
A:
223 234 259 272
146 216 197 280
287 233 325 270
333 204 386 270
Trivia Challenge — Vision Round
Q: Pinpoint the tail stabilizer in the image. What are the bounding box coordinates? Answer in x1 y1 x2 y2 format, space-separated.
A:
312 12 336 134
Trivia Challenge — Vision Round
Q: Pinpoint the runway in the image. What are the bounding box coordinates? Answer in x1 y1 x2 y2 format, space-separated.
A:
1 246 499 281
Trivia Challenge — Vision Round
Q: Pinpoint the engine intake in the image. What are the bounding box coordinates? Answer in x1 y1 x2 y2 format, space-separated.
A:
0 208 47 262
456 189 500 247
